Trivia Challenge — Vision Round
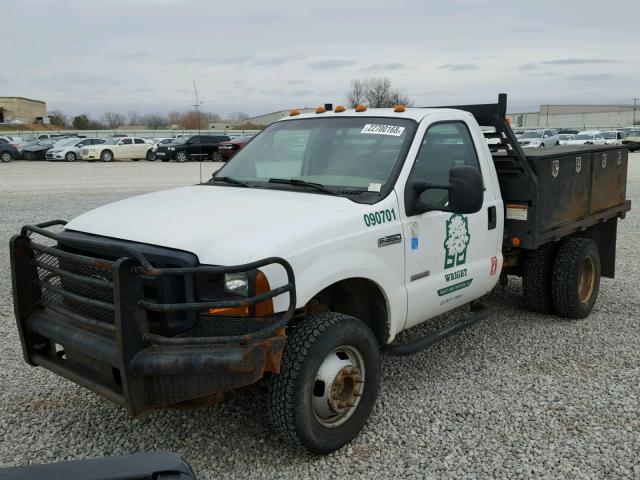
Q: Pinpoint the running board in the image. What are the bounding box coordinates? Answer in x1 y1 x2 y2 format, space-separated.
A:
382 303 490 356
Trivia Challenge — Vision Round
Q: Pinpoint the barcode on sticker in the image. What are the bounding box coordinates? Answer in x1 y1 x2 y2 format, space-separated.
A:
361 124 405 136
506 204 528 221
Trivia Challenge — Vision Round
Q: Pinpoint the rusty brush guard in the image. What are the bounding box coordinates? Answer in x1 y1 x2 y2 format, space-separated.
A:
10 220 296 415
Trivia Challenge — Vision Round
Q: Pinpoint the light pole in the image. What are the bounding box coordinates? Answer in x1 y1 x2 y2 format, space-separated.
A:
633 98 638 126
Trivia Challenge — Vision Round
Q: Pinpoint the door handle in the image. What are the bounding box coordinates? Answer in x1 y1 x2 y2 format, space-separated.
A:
488 206 497 230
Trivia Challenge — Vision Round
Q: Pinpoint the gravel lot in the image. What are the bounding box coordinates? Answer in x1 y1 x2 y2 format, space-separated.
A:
1 158 639 479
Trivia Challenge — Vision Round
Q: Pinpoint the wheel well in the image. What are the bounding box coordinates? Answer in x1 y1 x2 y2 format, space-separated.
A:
301 278 389 345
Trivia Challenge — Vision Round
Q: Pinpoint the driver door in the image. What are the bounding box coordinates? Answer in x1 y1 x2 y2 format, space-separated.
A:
402 120 499 328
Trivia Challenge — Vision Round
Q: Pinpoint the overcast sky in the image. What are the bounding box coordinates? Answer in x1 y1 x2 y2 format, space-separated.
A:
3 0 639 119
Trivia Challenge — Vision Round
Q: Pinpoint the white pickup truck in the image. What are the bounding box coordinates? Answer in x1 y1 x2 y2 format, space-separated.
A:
10 95 630 454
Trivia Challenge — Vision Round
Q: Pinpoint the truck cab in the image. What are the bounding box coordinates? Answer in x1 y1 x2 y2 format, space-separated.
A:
10 95 630 454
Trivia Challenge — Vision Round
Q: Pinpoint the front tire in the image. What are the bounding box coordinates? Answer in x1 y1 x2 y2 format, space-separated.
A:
65 152 76 162
147 150 155 161
551 238 601 319
0 151 11 162
270 312 380 454
100 150 113 162
175 151 188 162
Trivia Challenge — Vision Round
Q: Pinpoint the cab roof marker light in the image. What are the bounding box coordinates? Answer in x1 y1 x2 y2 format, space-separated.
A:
316 106 326 114
334 105 346 113
355 104 367 112
394 104 406 113
289 109 301 116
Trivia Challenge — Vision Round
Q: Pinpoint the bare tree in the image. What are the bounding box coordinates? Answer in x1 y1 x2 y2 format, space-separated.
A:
345 77 412 108
49 109 68 127
365 77 392 108
229 112 250 122
143 113 167 130
346 79 367 108
102 111 125 129
127 110 141 125
167 110 184 127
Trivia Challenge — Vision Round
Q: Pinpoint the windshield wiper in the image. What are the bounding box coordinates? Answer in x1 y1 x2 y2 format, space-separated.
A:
209 176 250 187
268 178 340 196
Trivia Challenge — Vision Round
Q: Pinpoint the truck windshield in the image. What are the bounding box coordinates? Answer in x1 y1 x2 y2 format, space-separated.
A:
214 117 416 192
601 132 616 139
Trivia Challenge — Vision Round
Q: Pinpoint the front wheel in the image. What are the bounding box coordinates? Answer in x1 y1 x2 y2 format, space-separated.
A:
0 151 11 162
65 152 76 162
211 151 223 162
175 151 188 162
100 150 113 162
551 238 601 318
270 312 380 454
146 150 155 161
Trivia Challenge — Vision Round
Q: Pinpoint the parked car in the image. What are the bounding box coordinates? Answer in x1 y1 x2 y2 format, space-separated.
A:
45 137 106 162
0 135 24 146
154 134 231 162
601 130 626 145
80 137 154 162
518 129 559 148
622 130 640 152
147 138 176 161
217 135 254 161
20 138 66 160
565 131 606 146
558 133 575 145
0 138 20 162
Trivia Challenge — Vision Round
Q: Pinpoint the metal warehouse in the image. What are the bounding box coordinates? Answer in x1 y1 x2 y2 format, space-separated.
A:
0 96 47 124
245 108 315 126
508 103 639 129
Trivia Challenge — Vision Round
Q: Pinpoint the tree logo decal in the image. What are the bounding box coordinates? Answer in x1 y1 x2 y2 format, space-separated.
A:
444 214 470 269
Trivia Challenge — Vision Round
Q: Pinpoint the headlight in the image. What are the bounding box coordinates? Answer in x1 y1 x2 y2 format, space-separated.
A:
224 272 248 296
168 147 175 150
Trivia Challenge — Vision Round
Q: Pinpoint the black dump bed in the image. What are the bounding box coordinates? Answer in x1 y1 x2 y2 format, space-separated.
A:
443 94 631 253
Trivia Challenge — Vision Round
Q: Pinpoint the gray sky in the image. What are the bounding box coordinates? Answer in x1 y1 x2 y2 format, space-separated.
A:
3 0 639 118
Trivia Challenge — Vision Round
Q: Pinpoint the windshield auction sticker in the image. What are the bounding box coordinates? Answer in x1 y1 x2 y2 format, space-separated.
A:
361 124 405 136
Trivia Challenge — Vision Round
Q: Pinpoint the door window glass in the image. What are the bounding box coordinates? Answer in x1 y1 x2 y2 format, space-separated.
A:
408 122 481 210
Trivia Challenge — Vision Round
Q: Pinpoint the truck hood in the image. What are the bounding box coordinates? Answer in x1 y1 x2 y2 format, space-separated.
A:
65 185 361 264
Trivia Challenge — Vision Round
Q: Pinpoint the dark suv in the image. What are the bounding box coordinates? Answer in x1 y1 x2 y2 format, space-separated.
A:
154 134 231 162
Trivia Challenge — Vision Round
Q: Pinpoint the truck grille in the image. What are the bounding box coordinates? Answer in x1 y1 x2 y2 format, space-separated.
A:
33 245 116 326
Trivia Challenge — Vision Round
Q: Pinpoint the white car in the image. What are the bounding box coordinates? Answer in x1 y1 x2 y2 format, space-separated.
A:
80 137 154 162
518 129 559 148
565 131 606 146
557 133 575 145
45 137 105 162
601 131 626 145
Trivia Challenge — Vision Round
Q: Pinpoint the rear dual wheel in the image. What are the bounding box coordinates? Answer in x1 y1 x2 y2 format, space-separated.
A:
271 312 380 454
522 238 600 318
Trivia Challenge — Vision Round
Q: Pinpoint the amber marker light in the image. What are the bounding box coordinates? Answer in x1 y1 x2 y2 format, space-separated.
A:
334 105 346 112
315 106 326 114
289 109 300 116
394 104 406 112
511 236 521 247
355 104 367 112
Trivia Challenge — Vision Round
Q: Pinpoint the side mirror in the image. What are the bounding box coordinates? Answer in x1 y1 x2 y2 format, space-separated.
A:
448 165 483 214
404 165 483 216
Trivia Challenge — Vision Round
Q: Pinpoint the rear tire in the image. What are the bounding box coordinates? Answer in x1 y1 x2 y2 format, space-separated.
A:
551 238 601 319
212 151 223 162
270 312 380 454
522 242 557 314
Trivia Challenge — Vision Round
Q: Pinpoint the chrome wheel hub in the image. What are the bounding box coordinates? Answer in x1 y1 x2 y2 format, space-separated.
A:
312 345 365 428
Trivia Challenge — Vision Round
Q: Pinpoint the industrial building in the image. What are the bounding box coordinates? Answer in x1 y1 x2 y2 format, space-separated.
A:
244 108 315 126
508 103 639 130
0 96 47 124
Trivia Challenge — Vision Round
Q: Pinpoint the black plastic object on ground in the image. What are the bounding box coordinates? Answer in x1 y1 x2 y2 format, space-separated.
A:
0 451 197 480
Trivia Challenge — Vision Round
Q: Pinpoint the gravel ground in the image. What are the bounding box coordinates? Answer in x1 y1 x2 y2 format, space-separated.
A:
1 158 639 479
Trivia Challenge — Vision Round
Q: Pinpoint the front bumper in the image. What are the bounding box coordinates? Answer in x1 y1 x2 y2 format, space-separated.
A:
10 221 296 416
154 149 175 160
